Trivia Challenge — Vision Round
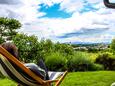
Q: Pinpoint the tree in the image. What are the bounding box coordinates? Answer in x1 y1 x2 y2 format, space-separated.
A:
55 43 74 55
40 39 54 53
12 33 40 63
110 38 115 54
0 17 21 42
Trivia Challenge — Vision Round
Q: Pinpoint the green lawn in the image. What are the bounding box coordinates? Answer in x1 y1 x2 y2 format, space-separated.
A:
0 71 115 86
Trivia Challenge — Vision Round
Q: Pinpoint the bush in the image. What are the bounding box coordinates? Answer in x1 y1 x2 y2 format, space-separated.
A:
95 52 115 70
89 63 104 71
67 52 94 71
45 52 67 71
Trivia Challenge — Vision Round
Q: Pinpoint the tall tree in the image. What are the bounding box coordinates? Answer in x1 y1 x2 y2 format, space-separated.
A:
0 17 21 42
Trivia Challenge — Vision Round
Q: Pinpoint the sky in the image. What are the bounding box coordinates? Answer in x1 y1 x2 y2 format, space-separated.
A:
0 0 115 44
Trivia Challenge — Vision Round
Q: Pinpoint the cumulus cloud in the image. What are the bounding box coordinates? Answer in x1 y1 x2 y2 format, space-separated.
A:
0 0 115 43
60 0 84 13
87 0 101 4
20 0 115 43
0 0 45 22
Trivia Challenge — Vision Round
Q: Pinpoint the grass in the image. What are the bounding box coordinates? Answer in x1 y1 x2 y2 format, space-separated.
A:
0 78 16 86
0 71 115 86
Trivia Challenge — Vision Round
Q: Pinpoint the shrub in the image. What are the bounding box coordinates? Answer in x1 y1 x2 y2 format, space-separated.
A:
88 63 104 71
67 52 94 71
45 52 67 71
95 52 115 70
88 48 99 53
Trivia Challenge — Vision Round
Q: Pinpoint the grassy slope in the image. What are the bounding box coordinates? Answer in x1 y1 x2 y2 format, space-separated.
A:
61 71 115 86
0 71 115 86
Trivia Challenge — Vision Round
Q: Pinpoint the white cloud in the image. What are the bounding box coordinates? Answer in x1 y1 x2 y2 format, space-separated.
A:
60 0 84 13
0 0 44 23
22 2 115 43
87 0 101 4
0 0 115 43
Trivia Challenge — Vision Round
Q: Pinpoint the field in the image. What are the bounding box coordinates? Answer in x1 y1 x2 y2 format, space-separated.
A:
0 71 115 86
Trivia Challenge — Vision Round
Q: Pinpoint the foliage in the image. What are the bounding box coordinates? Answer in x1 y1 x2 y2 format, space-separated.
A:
12 33 41 63
0 17 21 41
88 52 98 62
12 33 75 65
88 63 104 71
39 39 54 56
67 52 94 71
87 47 99 53
54 42 74 55
1 17 115 72
45 52 67 71
95 52 115 70
0 37 5 44
110 38 115 54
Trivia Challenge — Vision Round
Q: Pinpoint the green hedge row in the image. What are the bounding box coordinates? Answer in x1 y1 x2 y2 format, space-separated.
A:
44 51 115 72
95 52 115 70
44 51 104 72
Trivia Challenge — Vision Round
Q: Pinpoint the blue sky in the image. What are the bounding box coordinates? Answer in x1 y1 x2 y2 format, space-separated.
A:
0 0 115 43
39 3 72 18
